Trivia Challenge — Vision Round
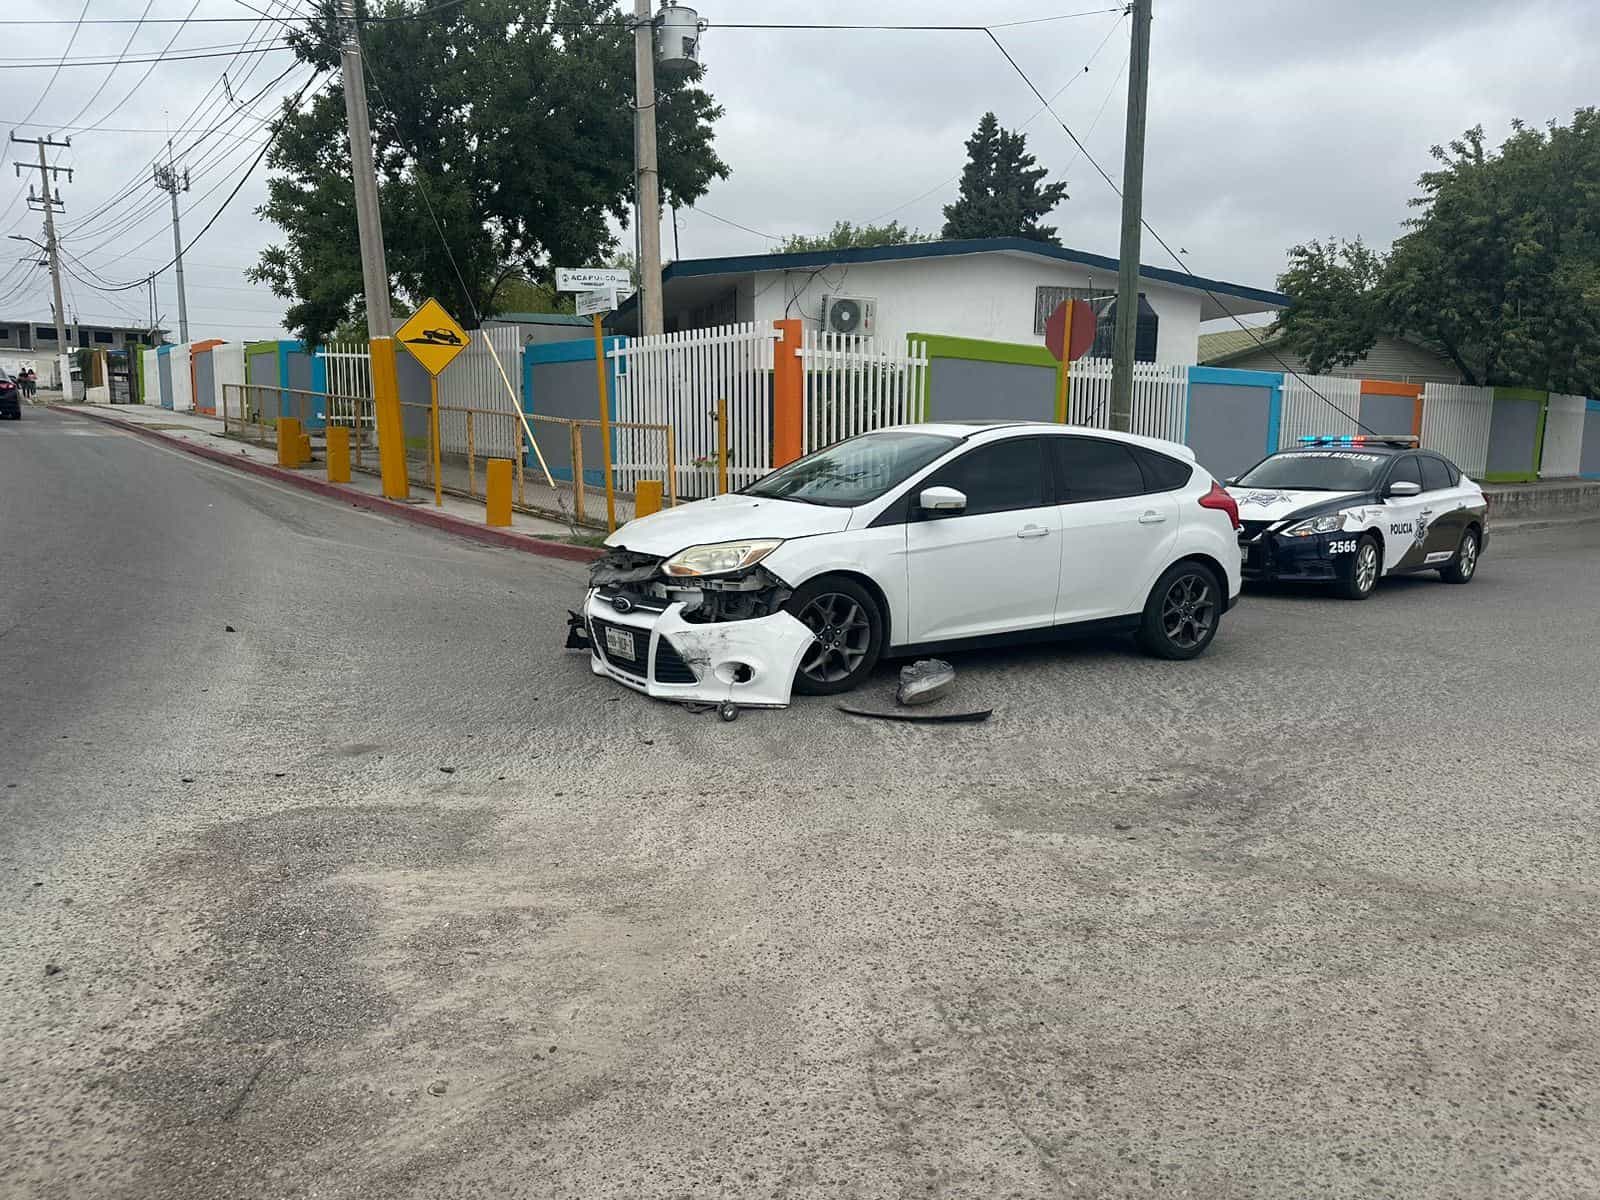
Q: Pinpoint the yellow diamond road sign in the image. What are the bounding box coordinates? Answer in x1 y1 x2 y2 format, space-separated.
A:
396 298 470 376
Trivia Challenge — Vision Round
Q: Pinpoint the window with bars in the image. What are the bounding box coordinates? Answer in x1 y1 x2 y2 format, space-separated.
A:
1032 286 1116 335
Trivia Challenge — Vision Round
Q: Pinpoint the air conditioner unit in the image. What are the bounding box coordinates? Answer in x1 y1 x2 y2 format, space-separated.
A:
820 295 876 337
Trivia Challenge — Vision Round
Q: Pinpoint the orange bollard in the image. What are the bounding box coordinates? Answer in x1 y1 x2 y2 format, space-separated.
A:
326 427 351 482
635 479 663 517
277 416 302 467
486 458 513 527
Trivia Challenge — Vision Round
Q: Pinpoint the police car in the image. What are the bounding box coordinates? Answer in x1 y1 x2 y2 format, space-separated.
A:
1227 436 1487 599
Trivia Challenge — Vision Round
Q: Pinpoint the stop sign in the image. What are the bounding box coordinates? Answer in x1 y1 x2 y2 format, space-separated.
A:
1044 299 1097 363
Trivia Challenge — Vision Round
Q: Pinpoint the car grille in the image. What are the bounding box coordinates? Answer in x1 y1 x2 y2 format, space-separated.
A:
652 637 699 684
591 617 646 678
1239 519 1273 541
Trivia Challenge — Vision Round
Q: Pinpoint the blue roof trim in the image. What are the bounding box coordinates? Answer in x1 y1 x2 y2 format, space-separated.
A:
657 237 1290 308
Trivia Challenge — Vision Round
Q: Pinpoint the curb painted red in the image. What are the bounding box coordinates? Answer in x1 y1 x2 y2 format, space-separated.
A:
53 405 604 563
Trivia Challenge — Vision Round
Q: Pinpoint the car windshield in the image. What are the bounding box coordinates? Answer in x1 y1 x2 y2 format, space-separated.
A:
1235 450 1388 491
744 431 958 507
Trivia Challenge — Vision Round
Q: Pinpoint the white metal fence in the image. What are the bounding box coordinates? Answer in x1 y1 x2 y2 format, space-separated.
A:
1278 373 1363 446
799 330 929 455
610 322 779 495
1065 356 1189 443
321 341 373 430
1420 382 1494 476
438 325 523 458
1540 393 1587 479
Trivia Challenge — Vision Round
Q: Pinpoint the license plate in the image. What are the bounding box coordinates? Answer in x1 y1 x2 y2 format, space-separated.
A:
604 626 637 661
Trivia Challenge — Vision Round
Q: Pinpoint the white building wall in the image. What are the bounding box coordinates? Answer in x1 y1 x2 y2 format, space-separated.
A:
744 251 1207 365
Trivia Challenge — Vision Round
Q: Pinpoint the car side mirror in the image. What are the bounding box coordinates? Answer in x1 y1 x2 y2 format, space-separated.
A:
1223 477 1239 487
1387 480 1422 498
919 485 967 515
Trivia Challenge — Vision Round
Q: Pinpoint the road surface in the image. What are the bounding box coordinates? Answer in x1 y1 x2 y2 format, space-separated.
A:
4 407 1599 1198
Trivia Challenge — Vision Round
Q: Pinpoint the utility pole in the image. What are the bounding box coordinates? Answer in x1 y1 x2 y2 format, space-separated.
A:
632 0 664 336
153 142 191 342
1109 0 1152 433
338 0 407 498
11 134 73 398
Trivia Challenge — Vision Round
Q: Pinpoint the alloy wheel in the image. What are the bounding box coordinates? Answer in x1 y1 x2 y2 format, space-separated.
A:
1459 533 1478 578
1356 543 1379 594
796 593 872 684
1160 573 1216 650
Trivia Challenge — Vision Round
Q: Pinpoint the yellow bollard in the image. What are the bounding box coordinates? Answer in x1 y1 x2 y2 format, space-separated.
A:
635 479 663 518
277 416 302 468
485 458 513 527
326 427 351 482
297 432 312 465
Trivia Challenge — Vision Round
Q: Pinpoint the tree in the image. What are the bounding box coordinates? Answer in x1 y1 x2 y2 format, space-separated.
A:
1273 110 1600 391
1272 237 1387 374
776 220 933 254
940 112 1067 243
250 0 728 346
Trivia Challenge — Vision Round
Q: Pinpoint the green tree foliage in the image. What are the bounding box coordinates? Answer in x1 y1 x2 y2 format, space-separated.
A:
250 0 728 346
776 220 933 254
1275 110 1600 391
940 112 1067 244
1273 238 1387 374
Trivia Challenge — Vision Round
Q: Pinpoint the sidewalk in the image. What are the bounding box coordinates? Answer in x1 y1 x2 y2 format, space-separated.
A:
53 403 602 562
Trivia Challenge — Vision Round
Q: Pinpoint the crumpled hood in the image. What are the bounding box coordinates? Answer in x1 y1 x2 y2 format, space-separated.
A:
1227 487 1365 523
605 493 852 557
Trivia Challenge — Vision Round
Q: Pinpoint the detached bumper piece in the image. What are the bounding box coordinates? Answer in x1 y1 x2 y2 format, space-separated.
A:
584 590 815 710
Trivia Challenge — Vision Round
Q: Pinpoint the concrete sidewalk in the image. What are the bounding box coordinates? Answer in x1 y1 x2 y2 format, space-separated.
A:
51 403 601 561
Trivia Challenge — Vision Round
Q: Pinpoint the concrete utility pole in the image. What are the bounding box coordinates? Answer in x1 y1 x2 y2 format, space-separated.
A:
1109 0 1152 433
338 0 407 498
153 143 191 342
11 134 74 397
633 0 664 337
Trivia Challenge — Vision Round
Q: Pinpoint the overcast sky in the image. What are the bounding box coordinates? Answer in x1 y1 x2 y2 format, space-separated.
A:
3 0 1595 339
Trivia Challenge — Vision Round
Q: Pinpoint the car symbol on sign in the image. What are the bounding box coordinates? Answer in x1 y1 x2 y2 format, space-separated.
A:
406 328 462 347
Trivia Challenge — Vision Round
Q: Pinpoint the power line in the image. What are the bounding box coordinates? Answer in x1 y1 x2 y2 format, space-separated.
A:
58 0 158 131
11 0 92 127
62 0 206 138
981 26 1376 434
7 40 295 70
683 205 779 242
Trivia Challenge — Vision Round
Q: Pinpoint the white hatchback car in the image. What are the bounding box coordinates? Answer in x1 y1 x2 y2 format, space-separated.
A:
582 422 1243 708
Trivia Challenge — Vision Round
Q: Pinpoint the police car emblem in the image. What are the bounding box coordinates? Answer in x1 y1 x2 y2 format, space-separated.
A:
1241 490 1292 507
1413 512 1429 546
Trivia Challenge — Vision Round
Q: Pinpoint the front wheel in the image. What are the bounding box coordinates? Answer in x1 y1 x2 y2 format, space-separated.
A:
1136 562 1222 660
1335 534 1381 600
1439 526 1480 584
784 575 885 696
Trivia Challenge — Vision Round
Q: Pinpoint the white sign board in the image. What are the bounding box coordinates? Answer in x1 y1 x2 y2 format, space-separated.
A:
575 288 617 317
556 266 632 292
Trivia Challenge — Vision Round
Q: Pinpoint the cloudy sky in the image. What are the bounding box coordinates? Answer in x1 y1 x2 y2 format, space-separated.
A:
3 0 1595 339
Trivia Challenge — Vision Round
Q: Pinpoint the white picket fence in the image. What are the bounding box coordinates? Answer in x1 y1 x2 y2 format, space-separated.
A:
1540 393 1587 479
1278 373 1363 446
321 340 374 430
799 330 930 455
1066 357 1189 443
610 322 780 495
1420 382 1494 476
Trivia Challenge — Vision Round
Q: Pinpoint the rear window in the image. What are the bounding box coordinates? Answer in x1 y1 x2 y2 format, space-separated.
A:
1420 456 1454 491
1051 437 1145 502
1132 447 1192 492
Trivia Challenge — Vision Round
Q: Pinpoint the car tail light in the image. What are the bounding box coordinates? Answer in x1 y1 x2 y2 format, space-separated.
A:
1198 480 1240 529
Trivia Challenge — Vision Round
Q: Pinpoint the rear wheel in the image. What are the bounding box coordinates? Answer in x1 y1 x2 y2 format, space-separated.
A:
1136 562 1222 660
785 575 884 696
1335 534 1380 600
1439 526 1480 584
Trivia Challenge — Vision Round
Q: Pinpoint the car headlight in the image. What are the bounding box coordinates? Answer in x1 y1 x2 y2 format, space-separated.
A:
1284 513 1345 537
662 539 784 577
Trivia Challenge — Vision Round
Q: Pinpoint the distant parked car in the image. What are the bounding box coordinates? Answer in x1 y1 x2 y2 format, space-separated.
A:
1228 436 1487 599
0 373 20 420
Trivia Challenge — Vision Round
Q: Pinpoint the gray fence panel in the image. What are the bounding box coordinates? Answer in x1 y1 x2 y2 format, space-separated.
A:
1186 382 1272 481
1580 407 1600 477
193 352 216 413
247 351 276 388
156 353 174 408
1485 395 1542 476
397 352 432 447
527 359 606 479
1358 391 1414 436
928 358 1055 422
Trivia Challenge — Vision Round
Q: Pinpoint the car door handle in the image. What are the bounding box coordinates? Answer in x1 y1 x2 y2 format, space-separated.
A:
1420 508 1435 516
1137 510 1167 525
1017 524 1050 539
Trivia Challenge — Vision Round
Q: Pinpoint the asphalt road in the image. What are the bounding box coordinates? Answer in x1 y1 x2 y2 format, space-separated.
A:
4 406 1599 1199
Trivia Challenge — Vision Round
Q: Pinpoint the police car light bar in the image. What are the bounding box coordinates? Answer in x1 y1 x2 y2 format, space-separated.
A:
1297 434 1421 447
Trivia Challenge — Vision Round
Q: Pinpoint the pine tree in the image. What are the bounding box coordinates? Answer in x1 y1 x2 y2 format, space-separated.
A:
941 112 1068 243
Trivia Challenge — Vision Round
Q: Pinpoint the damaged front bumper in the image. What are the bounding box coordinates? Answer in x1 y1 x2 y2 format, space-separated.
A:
582 588 815 709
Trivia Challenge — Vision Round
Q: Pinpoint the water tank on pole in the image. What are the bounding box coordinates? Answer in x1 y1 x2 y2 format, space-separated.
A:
655 4 704 71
